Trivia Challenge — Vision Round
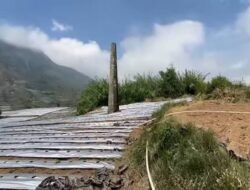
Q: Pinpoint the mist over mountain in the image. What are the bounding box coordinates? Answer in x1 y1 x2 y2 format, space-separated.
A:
0 40 91 109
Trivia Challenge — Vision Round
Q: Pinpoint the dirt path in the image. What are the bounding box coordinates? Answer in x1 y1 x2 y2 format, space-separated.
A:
169 100 250 159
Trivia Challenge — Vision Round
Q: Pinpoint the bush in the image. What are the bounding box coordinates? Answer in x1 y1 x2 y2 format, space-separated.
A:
77 74 161 114
207 76 232 93
77 79 108 115
77 67 249 114
159 67 184 98
182 70 207 95
120 74 160 104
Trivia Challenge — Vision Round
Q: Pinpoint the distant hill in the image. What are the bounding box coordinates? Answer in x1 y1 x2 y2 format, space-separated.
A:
0 40 91 109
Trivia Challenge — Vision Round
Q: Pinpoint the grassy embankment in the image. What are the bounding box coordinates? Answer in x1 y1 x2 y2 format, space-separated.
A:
128 103 250 190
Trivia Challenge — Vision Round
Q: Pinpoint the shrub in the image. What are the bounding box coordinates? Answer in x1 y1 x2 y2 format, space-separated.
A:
159 67 184 98
77 68 249 115
120 74 160 104
77 74 161 114
182 70 207 95
207 76 232 93
76 79 108 115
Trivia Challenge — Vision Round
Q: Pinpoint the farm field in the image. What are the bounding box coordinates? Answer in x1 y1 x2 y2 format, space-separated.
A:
0 98 190 189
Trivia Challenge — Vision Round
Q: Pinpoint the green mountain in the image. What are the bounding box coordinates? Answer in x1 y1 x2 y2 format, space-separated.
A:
0 40 91 109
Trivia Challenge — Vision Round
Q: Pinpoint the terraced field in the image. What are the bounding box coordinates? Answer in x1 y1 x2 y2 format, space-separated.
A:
0 98 191 189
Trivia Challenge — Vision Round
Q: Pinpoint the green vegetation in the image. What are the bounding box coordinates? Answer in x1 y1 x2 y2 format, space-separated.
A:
120 74 161 104
207 76 232 93
77 66 250 114
182 70 207 95
130 104 250 190
159 67 184 98
77 79 108 114
77 74 162 115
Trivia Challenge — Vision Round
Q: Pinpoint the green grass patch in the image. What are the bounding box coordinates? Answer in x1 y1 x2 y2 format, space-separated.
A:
76 67 250 115
130 104 250 190
77 79 108 115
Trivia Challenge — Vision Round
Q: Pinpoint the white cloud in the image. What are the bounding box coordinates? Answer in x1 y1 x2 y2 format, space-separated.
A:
0 24 109 78
1 5 250 84
193 5 250 83
0 21 205 80
119 21 205 77
118 6 250 84
51 19 73 32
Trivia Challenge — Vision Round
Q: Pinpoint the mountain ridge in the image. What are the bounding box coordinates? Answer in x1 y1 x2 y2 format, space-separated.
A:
0 40 91 109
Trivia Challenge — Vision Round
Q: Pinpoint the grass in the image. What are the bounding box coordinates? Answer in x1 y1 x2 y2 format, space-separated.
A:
77 67 250 114
207 76 233 93
77 74 162 114
77 79 108 115
130 103 250 190
120 74 161 104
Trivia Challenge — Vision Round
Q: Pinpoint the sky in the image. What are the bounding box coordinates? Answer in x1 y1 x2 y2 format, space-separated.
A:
1 0 250 82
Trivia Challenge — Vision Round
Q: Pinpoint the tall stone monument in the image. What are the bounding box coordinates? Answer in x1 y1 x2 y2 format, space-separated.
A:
108 42 119 113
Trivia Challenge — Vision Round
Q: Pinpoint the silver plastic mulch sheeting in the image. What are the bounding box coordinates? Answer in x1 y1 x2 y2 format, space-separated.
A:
0 98 192 189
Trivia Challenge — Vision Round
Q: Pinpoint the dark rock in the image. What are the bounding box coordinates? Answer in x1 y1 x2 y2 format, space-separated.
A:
35 176 71 190
36 167 127 190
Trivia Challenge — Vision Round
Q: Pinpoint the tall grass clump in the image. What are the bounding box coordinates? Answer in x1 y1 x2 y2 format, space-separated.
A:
120 74 160 104
77 74 161 114
77 67 250 114
159 67 184 98
182 70 207 95
131 104 250 190
207 76 232 93
77 79 108 115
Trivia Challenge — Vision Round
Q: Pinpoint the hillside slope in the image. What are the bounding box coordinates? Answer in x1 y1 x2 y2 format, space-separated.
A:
0 40 91 109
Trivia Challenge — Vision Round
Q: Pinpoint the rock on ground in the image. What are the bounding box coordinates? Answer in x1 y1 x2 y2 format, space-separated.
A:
36 167 130 190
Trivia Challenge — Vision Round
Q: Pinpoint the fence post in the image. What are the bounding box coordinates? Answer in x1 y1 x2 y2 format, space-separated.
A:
108 42 119 114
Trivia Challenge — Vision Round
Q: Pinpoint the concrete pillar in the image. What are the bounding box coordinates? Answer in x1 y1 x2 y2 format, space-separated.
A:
108 42 119 113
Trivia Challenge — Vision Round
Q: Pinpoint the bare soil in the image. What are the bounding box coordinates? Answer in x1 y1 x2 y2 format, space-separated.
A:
169 100 250 159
